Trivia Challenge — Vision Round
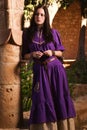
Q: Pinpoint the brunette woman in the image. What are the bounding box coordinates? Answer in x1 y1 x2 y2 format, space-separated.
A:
22 4 76 130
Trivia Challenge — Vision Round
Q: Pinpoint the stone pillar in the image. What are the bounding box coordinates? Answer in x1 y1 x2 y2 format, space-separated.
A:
0 0 24 128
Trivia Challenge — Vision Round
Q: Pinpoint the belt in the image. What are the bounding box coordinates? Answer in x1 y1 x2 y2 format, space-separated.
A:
34 56 57 65
42 56 57 65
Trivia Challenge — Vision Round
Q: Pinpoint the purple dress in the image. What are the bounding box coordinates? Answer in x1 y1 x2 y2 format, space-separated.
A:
22 29 76 125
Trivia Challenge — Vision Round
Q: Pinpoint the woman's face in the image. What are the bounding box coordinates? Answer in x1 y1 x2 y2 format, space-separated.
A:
34 8 45 26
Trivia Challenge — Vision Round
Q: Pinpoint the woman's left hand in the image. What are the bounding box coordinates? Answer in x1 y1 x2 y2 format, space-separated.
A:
43 50 53 57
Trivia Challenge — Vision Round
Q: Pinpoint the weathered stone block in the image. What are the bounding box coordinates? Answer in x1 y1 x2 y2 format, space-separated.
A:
0 84 22 128
0 63 20 84
6 9 23 30
12 11 23 30
7 0 24 10
0 0 24 45
0 44 20 62
0 44 21 84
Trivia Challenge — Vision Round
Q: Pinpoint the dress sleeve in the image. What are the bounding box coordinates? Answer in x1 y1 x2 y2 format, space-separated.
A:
22 29 30 59
52 29 65 51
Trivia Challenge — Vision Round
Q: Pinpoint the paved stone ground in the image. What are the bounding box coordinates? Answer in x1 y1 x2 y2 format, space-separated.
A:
0 91 87 130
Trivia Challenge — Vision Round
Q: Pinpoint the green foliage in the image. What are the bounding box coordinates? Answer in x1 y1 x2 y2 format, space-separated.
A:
20 61 33 111
66 60 87 84
60 0 74 9
24 0 43 21
24 0 74 21
66 59 87 98
24 4 34 20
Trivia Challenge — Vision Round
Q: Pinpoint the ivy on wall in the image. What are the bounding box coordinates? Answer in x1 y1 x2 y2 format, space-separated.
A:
24 0 74 21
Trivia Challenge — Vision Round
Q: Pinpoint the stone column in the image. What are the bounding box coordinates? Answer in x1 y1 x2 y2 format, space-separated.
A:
0 0 24 128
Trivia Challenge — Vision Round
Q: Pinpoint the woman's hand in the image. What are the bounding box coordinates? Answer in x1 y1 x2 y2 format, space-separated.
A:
24 51 43 60
44 50 63 57
43 50 53 57
32 51 43 59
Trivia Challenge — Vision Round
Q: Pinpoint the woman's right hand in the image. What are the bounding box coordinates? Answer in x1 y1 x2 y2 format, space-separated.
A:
32 51 43 59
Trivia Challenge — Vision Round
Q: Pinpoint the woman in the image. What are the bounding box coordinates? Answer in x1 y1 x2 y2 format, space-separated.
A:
22 4 76 130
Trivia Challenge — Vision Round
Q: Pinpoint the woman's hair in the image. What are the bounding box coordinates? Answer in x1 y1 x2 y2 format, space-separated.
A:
27 4 54 43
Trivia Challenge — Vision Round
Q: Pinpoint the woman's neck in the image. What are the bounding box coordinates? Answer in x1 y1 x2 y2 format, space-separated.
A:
37 25 43 31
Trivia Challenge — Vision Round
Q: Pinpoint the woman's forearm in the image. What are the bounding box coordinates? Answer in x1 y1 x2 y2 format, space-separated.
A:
52 50 63 57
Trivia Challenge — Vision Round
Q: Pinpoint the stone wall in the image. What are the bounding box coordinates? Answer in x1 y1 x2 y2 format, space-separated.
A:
53 0 82 59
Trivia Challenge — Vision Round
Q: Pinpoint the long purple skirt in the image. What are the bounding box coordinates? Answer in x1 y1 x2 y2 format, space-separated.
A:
29 56 76 125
